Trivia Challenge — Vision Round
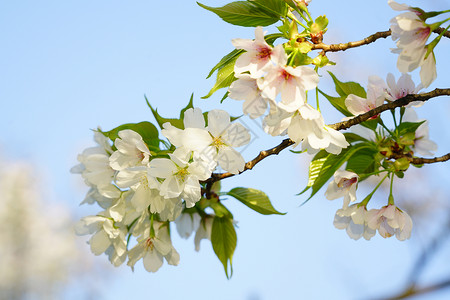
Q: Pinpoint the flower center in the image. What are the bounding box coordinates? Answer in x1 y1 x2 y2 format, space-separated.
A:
174 167 189 182
145 237 154 251
337 177 357 189
257 46 272 60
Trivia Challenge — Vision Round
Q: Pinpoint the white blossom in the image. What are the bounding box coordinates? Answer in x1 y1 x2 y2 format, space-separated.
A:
403 108 437 156
334 204 376 240
175 213 201 239
180 109 251 174
109 129 151 171
127 223 179 273
288 104 348 155
149 148 211 208
366 204 413 241
228 74 269 119
325 170 359 208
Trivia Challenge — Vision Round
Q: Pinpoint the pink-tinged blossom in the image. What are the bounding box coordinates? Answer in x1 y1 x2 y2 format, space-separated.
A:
325 170 359 208
232 26 284 78
403 108 437 156
389 1 436 88
367 204 413 241
288 104 349 155
385 73 423 107
345 76 386 118
228 74 269 118
259 50 319 112
127 223 179 273
334 204 376 241
109 129 151 171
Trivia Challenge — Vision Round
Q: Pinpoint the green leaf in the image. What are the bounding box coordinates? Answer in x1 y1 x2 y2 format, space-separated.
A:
249 0 288 18
202 56 237 99
227 187 285 215
211 216 237 278
198 1 280 27
344 132 367 143
314 15 328 32
206 49 244 79
300 143 373 201
346 147 378 175
146 94 194 129
397 121 425 136
319 89 352 117
103 121 159 148
328 71 366 99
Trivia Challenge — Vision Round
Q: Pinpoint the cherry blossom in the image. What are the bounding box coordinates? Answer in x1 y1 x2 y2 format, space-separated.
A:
175 212 201 239
325 170 359 208
228 74 269 119
403 108 437 156
258 49 319 112
334 204 376 241
180 109 251 174
366 204 413 240
127 223 179 273
288 104 349 154
109 129 151 171
149 147 212 208
345 75 386 118
232 26 284 78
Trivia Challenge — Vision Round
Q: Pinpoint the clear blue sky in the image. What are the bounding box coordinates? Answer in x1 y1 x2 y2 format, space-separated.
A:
1 0 450 299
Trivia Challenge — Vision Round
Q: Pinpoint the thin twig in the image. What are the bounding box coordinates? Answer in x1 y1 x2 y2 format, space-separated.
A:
310 27 449 53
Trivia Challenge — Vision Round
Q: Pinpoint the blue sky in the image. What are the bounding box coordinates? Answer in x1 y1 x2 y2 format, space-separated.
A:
1 0 450 299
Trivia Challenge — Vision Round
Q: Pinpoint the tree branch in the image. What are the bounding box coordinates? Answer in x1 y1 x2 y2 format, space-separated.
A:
382 278 450 300
311 30 391 52
329 88 450 131
204 138 295 183
310 27 449 53
203 88 450 185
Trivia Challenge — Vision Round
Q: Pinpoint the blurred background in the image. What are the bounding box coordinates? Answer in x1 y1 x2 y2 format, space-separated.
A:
1 0 450 299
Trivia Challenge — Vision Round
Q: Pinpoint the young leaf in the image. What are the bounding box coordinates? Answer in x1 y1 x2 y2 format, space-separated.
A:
206 49 244 79
249 0 288 18
202 56 237 99
227 187 285 215
146 94 194 129
319 89 352 117
211 216 237 278
328 71 366 99
397 121 426 136
197 1 280 27
103 121 159 148
345 147 378 175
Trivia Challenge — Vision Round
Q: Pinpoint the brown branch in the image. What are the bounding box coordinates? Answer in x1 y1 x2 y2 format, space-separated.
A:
434 27 450 39
310 27 449 53
204 138 295 184
203 88 450 186
383 278 450 300
389 152 450 165
311 30 391 52
329 88 450 131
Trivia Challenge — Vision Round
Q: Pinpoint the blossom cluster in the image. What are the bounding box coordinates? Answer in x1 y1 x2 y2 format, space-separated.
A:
228 26 349 155
72 108 250 272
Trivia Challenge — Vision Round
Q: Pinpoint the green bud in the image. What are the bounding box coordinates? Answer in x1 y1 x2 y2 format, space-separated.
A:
394 157 410 171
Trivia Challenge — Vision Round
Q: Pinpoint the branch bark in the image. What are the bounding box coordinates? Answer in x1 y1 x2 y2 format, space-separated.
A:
204 89 450 185
310 27 450 53
329 88 450 131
